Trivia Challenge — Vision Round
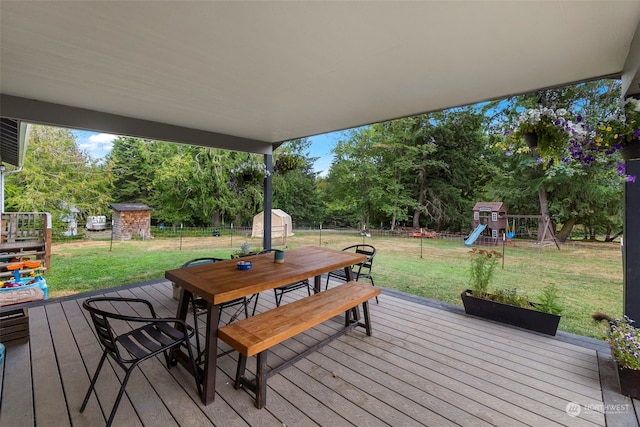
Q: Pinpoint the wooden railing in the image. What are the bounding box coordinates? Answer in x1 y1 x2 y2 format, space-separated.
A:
0 212 52 278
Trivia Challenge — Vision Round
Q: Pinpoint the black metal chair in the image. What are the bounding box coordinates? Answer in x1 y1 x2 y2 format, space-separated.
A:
325 244 378 303
257 249 312 306
81 297 201 427
180 257 258 363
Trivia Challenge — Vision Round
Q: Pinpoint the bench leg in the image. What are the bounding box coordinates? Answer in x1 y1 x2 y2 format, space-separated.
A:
256 351 268 409
344 306 361 327
235 354 247 390
362 301 373 336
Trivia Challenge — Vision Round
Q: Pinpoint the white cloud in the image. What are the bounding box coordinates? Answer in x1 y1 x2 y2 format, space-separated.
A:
76 132 117 159
89 133 118 144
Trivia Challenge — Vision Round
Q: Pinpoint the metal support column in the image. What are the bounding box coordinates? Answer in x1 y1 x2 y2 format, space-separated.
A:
623 156 640 322
263 154 273 250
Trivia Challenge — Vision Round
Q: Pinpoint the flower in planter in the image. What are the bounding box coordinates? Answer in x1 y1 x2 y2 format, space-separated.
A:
468 248 502 297
593 313 640 371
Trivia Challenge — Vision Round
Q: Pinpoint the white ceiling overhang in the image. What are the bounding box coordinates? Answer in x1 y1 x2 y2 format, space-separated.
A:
1 1 640 162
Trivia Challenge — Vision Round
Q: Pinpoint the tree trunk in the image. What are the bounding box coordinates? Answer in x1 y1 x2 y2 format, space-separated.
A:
556 217 575 243
211 210 221 227
413 177 426 229
538 187 552 242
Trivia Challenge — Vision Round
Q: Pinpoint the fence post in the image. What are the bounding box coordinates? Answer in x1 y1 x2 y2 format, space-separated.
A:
283 224 287 246
319 223 322 246
179 223 183 251
109 219 114 252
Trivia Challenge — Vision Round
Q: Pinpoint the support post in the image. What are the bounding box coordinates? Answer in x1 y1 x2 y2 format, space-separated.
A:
623 156 640 322
263 154 273 250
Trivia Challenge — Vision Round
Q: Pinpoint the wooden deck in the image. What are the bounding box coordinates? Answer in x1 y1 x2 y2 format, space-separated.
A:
1 279 638 427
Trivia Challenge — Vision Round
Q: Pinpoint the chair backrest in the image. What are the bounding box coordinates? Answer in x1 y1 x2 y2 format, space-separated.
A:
181 257 225 268
84 298 120 358
343 244 376 276
83 297 156 362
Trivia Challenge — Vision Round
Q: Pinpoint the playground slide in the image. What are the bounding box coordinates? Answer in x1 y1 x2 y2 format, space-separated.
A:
464 224 487 247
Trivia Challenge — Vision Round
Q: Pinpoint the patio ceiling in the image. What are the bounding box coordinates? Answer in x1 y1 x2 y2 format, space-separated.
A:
1 1 640 163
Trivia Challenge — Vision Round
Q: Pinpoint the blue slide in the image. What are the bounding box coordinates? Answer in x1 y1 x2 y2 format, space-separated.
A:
464 224 487 247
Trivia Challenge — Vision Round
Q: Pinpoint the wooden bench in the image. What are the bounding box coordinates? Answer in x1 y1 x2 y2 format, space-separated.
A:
217 281 381 408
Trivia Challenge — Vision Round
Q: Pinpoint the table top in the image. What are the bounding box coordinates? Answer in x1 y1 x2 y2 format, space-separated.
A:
165 246 367 305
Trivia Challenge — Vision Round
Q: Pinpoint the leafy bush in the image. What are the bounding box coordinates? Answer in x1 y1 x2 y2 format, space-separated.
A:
468 248 502 296
535 285 564 315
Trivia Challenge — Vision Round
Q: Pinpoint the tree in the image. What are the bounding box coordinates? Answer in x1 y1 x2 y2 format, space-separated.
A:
324 107 489 231
5 125 112 228
486 79 626 240
272 139 324 225
106 137 155 204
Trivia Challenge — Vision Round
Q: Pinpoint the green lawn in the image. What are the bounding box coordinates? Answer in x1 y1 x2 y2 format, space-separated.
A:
46 234 620 339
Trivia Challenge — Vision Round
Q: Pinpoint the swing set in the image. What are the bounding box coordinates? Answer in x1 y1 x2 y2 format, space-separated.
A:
506 215 559 249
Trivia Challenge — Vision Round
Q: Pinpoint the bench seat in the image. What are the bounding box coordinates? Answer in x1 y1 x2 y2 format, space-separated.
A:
218 281 380 408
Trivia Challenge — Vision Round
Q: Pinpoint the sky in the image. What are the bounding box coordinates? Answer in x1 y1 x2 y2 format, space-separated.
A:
72 130 345 177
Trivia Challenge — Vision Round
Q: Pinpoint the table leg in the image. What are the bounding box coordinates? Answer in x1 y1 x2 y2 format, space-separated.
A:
202 302 220 404
176 287 191 324
345 266 354 281
171 288 201 378
313 275 322 293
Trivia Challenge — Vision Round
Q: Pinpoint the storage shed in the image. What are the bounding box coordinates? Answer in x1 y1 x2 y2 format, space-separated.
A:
110 203 152 241
251 209 294 238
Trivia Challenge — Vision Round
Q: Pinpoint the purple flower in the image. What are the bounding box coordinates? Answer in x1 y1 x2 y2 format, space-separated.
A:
576 115 583 123
626 175 637 183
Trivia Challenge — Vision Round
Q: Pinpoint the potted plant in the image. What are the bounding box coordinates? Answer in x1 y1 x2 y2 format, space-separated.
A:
460 248 563 335
230 160 271 190
502 101 639 182
510 106 574 159
592 313 640 399
231 242 262 259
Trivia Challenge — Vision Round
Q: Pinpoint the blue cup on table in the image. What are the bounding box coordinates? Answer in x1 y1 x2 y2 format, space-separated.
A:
273 250 285 263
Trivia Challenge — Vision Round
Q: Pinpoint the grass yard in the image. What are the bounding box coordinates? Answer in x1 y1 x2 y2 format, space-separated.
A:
46 232 621 339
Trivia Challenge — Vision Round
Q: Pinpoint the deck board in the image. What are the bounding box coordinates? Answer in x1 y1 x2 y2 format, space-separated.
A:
29 305 70 427
70 296 143 427
1 279 638 426
0 335 34 426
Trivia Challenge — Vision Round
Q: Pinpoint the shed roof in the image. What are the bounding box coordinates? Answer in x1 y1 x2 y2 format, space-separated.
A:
473 202 506 212
110 203 151 212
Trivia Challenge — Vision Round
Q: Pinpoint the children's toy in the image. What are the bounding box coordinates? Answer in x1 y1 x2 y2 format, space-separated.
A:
0 261 47 299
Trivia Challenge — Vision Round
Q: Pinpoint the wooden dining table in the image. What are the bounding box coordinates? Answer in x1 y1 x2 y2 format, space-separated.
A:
165 246 367 404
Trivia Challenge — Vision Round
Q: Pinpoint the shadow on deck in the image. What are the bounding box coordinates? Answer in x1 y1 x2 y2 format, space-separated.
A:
1 279 638 426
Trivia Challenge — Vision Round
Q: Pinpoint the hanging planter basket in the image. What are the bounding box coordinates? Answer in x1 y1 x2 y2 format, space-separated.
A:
620 138 640 161
523 132 538 148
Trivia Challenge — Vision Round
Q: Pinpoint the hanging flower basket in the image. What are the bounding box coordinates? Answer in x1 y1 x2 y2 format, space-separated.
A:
230 161 271 189
522 132 538 148
620 137 640 161
274 154 304 174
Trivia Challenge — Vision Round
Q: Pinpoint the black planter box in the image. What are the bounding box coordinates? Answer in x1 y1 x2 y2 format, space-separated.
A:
618 366 640 400
460 290 560 336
